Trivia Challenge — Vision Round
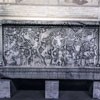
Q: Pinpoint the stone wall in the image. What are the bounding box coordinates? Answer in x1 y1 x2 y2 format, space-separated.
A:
0 0 99 21
0 0 99 6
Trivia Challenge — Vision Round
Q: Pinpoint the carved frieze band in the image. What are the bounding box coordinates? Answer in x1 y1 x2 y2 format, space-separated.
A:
3 25 99 67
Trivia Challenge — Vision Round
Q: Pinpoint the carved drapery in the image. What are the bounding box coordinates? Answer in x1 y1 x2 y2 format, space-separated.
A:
3 25 99 67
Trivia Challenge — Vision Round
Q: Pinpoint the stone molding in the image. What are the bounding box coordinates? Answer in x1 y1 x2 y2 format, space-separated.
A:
0 67 100 80
0 5 99 21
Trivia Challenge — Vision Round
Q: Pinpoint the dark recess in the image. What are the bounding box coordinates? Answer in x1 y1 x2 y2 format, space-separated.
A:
8 79 93 91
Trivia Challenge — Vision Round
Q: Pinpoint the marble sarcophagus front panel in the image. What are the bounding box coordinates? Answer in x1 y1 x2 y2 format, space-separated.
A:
2 24 99 68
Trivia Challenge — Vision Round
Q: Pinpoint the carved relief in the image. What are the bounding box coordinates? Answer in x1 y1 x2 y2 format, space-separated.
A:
3 25 98 67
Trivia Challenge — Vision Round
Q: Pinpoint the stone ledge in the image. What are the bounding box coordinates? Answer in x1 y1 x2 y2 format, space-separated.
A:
1 20 99 25
0 67 100 80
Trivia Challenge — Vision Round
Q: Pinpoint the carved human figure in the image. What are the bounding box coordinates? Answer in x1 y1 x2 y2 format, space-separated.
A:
3 26 98 67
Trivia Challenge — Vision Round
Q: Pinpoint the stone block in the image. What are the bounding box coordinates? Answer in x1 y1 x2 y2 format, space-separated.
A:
0 5 98 21
45 80 59 99
0 79 16 98
93 81 100 99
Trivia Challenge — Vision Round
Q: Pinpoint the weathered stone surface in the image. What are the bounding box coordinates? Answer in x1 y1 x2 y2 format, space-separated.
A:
1 67 100 80
59 0 99 6
18 0 58 5
0 0 99 6
0 5 99 21
93 82 100 99
45 80 59 99
0 0 99 21
0 80 10 98
0 80 16 98
3 25 98 67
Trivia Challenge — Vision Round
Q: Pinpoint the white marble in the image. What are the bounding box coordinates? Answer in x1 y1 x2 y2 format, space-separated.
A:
0 5 98 21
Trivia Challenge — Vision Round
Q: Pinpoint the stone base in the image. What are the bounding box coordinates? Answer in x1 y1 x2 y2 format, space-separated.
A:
0 79 16 98
93 81 100 99
45 80 59 99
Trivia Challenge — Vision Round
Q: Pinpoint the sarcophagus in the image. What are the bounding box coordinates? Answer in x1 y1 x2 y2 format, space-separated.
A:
0 21 99 80
0 0 100 99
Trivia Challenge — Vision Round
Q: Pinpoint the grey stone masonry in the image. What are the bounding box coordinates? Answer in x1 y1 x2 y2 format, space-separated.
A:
93 81 100 99
45 80 59 99
0 79 16 98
